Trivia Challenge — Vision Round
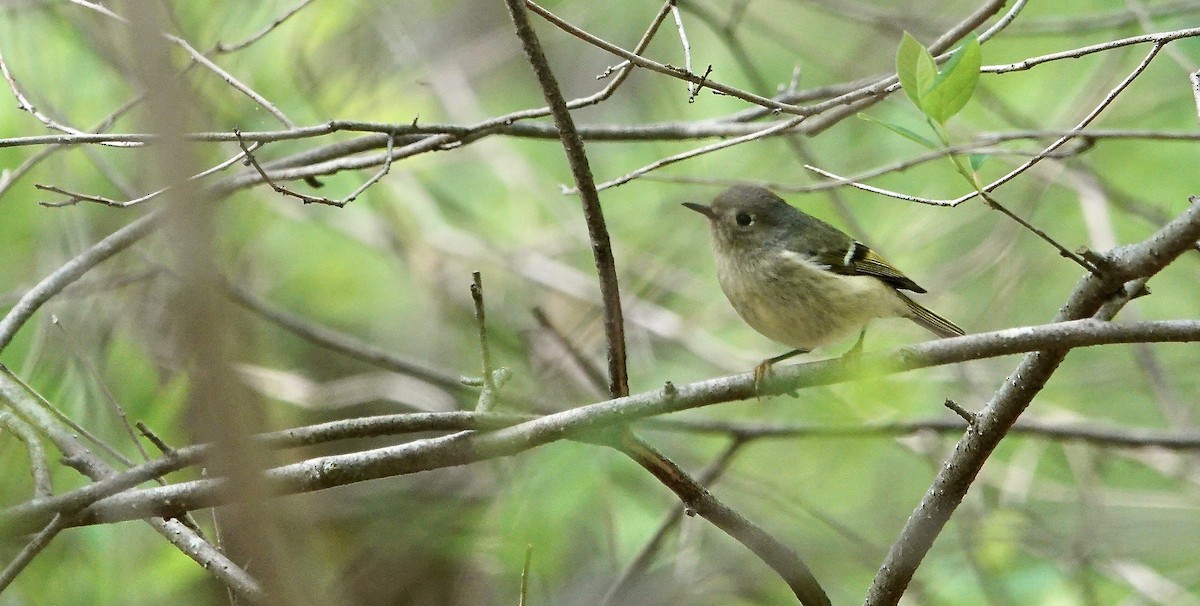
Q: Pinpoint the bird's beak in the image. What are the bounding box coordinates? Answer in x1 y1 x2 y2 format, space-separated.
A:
682 202 715 220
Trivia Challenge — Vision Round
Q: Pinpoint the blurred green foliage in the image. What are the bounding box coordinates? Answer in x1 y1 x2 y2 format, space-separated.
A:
1 1 1199 604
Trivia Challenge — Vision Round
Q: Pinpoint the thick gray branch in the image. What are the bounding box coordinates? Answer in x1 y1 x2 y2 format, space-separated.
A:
864 197 1200 606
6 318 1194 531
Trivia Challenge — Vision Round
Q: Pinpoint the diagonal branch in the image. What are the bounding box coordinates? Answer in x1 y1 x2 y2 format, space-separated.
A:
864 195 1200 606
503 0 628 398
0 364 264 601
6 316 1198 534
614 433 830 606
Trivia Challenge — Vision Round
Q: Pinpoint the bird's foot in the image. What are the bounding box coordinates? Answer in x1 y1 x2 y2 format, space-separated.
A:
753 349 809 397
841 328 867 362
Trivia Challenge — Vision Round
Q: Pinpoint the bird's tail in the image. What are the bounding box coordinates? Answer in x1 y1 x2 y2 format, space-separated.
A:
896 292 964 338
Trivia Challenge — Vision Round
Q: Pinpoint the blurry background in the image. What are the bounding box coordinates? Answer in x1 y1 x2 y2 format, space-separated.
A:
1 0 1199 604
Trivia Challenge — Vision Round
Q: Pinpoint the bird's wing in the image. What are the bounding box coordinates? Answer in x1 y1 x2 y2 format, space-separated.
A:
813 241 928 293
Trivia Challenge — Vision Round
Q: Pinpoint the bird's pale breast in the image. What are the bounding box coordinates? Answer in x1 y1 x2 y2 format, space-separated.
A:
715 249 909 350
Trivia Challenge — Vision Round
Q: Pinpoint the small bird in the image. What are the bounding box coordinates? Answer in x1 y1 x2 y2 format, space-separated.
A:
684 185 963 383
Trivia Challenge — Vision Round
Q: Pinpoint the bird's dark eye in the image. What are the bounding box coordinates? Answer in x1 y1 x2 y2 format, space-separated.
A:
735 212 754 227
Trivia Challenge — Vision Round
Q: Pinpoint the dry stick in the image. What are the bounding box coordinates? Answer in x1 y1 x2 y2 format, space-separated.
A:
50 318 152 462
221 281 467 394
37 140 261 208
1191 69 1200 122
1009 1 1200 34
0 513 70 593
530 307 609 397
503 0 627 398
8 387 1200 539
524 0 805 115
814 41 1171 209
35 320 1200 527
0 50 134 147
584 115 805 192
655 141 1079 193
0 211 162 353
668 1 695 97
0 365 265 602
504 4 830 602
648 415 1200 448
0 412 51 498
615 433 830 606
864 196 1200 606
518 543 534 606
470 272 501 413
232 132 394 208
213 0 317 53
600 438 746 606
68 0 296 129
979 192 1100 273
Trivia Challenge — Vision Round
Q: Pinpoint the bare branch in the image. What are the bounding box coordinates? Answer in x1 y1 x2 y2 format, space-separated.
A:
19 317 1200 532
0 365 264 602
613 433 830 606
0 411 51 498
0 212 162 353
865 196 1200 606
504 0 628 398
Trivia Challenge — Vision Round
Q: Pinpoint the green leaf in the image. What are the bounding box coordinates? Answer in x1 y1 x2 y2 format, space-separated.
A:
923 34 981 124
896 32 938 113
968 153 988 171
858 113 939 149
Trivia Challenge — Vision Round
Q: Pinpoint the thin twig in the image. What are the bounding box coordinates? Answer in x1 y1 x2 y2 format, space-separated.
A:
530 307 608 396
67 0 297 128
0 514 71 592
518 543 534 606
0 49 136 147
0 412 52 498
980 192 1101 273
669 1 695 97
611 432 830 606
1191 69 1200 123
524 0 805 115
505 0 629 398
37 139 261 208
470 272 502 413
51 317 153 461
580 115 805 193
221 280 467 394
234 130 342 206
601 437 746 606
214 0 317 53
942 399 977 427
0 211 162 353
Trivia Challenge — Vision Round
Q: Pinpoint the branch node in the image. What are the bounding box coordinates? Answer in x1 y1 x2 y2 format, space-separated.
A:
662 380 678 400
688 64 713 103
943 399 977 428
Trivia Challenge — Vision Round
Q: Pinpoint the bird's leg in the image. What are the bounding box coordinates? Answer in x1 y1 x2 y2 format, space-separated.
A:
754 348 809 394
842 327 867 360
